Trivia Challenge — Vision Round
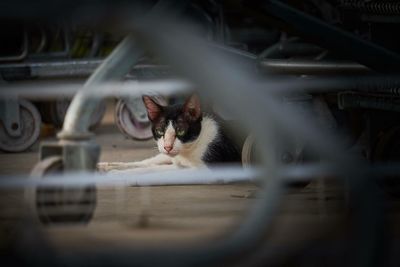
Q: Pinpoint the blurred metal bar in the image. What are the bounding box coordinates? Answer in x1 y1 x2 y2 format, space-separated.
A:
0 60 170 79
0 79 192 99
259 59 371 75
2 76 400 98
2 58 370 78
1 166 256 188
0 163 398 189
0 60 102 78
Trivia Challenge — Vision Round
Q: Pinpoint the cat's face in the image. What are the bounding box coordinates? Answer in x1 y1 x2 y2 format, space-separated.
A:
142 95 202 156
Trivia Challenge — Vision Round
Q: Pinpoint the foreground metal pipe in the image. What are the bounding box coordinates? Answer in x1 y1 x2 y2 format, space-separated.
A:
59 35 143 139
259 59 371 75
2 76 400 98
0 167 255 188
0 163 398 189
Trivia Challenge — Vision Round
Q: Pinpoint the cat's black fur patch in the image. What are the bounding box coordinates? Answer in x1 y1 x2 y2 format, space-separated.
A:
202 129 241 164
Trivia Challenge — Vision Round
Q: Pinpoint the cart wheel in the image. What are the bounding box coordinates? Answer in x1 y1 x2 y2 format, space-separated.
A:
114 99 153 140
37 99 106 130
0 99 41 152
242 135 259 167
28 156 96 225
36 99 70 128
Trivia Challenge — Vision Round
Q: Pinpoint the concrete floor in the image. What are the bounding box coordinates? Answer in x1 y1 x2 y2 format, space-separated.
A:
0 101 396 266
0 102 260 247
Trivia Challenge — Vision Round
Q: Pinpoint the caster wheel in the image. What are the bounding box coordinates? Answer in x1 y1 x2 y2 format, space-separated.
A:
28 156 96 225
242 135 260 167
114 98 153 140
37 99 106 129
0 99 41 152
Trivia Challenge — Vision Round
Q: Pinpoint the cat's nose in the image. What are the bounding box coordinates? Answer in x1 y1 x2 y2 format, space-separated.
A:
164 146 173 153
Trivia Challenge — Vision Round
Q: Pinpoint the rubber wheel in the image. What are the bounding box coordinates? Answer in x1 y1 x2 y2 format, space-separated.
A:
242 135 259 167
0 99 41 152
28 156 97 225
114 99 153 140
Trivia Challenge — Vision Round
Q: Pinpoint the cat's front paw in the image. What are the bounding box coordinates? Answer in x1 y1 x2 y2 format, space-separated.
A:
96 162 138 172
97 162 112 173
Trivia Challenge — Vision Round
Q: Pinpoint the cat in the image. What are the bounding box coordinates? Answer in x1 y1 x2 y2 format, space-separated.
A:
97 94 240 172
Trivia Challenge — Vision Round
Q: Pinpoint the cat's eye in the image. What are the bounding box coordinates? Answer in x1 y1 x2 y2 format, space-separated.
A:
176 129 185 137
155 129 164 136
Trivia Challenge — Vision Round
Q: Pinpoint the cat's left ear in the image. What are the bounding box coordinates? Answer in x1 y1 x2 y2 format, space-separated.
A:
142 95 163 121
183 94 202 121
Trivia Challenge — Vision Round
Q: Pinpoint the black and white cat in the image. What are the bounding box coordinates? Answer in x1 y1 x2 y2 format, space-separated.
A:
97 94 240 172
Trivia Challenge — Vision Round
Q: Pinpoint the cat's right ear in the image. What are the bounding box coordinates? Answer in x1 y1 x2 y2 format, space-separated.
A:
142 95 162 121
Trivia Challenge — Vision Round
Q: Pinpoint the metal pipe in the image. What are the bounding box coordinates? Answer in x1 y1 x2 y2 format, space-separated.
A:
1 166 255 188
1 163 398 189
58 34 143 140
0 60 102 79
2 75 400 99
0 79 192 99
259 59 371 75
0 60 171 80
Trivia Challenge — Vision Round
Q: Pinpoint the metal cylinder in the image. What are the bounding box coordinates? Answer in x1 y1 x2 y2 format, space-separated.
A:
258 59 371 75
